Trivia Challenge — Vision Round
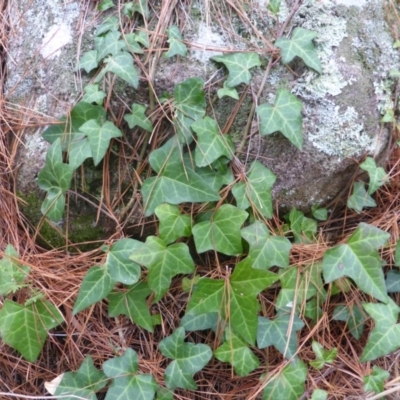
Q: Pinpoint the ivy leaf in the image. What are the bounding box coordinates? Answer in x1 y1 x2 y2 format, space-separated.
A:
360 157 388 194
159 327 212 390
332 305 366 340
214 328 260 376
98 0 114 11
155 204 192 245
156 388 174 400
96 16 119 36
55 356 107 400
192 204 248 256
347 182 376 213
94 31 125 61
82 84 106 105
191 117 234 167
105 238 142 285
275 27 322 73
130 236 194 301
42 102 106 146
78 50 99 73
322 223 390 303
133 30 150 48
217 81 239 100
123 33 145 54
187 258 277 344
108 282 153 332
232 182 251 210
309 341 337 370
180 312 218 332
173 77 206 143
211 53 261 88
257 89 303 149
262 359 307 400
363 366 390 395
257 314 304 358
268 0 281 14
79 119 122 166
311 389 328 400
164 25 187 58
386 269 400 293
0 244 30 295
0 299 63 362
37 139 74 221
311 205 328 221
288 208 317 243
361 298 400 361
241 221 291 269
124 103 153 132
395 239 400 266
73 266 115 315
103 348 158 400
123 0 150 18
142 140 220 216
276 263 326 314
96 52 139 88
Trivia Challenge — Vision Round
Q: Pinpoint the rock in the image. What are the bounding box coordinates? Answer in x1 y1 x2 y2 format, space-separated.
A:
8 0 398 244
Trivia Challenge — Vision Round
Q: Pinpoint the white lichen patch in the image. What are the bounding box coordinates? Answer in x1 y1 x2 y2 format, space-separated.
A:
190 23 226 64
40 23 72 59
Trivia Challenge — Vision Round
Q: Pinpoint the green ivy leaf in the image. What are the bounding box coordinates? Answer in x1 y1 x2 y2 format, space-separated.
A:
95 52 139 88
276 263 326 314
361 298 400 361
156 388 174 400
257 89 303 149
124 103 153 132
73 266 115 315
262 359 307 400
268 0 281 14
173 77 206 143
214 328 260 376
130 236 194 301
55 356 107 400
311 205 328 221
82 84 106 105
123 33 145 54
0 299 63 362
257 314 304 358
309 341 337 370
98 0 114 11
0 244 30 295
347 182 376 213
386 269 400 293
108 282 153 332
363 366 390 395
395 239 400 266
94 31 125 61
155 204 192 245
103 348 158 399
96 16 119 36
164 25 187 58
311 389 328 400
322 223 390 303
360 157 388 195
78 119 122 166
232 182 251 210
192 204 248 256
42 102 106 147
105 238 142 285
332 305 366 340
133 30 150 48
187 258 277 344
37 139 74 221
191 117 234 167
217 81 239 100
275 27 322 73
123 0 150 18
159 327 212 390
142 140 220 216
211 53 261 88
180 312 218 332
78 50 99 73
288 208 317 243
241 221 291 269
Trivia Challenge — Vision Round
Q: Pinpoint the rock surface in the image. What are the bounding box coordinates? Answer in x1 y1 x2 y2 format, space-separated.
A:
7 0 399 245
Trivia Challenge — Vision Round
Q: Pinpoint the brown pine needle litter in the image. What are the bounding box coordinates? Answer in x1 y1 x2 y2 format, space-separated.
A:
0 0 400 399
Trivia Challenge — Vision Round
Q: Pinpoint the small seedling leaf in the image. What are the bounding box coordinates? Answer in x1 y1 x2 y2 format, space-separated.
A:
360 157 388 195
309 341 337 370
124 103 153 132
164 25 187 58
347 182 376 213
363 366 390 395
